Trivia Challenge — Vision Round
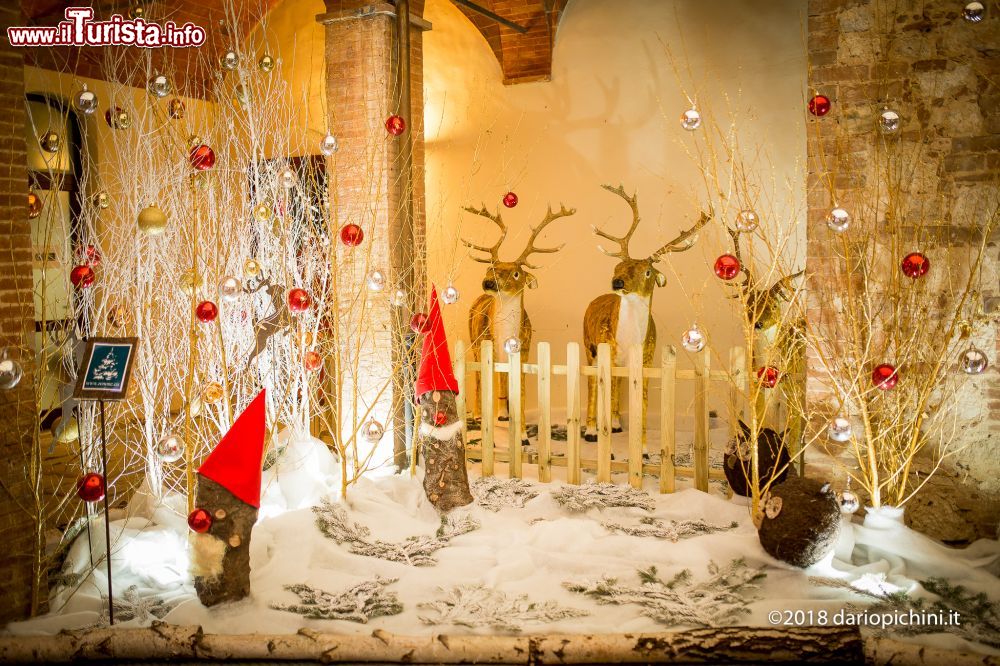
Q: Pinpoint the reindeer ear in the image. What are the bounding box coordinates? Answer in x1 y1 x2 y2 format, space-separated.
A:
525 274 538 289
654 271 667 287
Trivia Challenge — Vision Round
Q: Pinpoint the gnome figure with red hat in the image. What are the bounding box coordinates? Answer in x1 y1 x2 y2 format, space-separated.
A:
188 390 267 606
415 287 474 513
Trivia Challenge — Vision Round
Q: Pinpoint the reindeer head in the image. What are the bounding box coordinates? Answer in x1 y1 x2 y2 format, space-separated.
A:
723 225 803 331
462 203 576 297
593 185 711 298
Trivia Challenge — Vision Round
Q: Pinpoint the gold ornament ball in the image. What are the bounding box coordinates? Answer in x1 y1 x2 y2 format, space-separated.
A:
137 205 168 236
202 381 224 405
259 54 275 72
107 305 128 329
253 202 272 222
179 269 204 296
95 191 110 209
52 416 80 444
244 259 261 279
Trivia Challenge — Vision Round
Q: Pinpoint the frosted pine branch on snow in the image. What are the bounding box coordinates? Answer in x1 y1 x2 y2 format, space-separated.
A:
564 559 766 627
418 584 588 632
312 499 479 566
97 585 177 626
552 482 654 512
602 517 739 542
472 477 539 511
271 577 402 622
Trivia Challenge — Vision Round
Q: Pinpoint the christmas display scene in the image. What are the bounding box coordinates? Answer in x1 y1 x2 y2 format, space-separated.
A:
0 0 998 663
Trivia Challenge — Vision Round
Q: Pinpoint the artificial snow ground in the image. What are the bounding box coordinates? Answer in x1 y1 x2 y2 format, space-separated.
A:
7 428 1000 657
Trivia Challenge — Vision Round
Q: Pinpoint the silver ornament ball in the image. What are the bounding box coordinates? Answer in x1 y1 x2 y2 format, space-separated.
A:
442 284 460 304
681 324 706 353
826 206 850 232
155 434 185 463
680 107 702 131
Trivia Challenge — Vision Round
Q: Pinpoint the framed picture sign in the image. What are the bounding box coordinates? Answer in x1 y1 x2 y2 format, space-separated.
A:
73 337 138 401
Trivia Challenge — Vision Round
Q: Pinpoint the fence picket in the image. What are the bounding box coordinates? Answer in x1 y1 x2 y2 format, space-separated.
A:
508 349 523 479
537 342 552 483
693 349 710 492
455 340 466 442
627 345 644 489
480 341 494 476
659 345 676 493
566 342 581 485
596 343 612 483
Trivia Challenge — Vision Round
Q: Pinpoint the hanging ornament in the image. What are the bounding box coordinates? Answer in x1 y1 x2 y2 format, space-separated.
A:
128 4 144 19
826 206 850 232
147 74 171 98
259 53 275 72
219 276 241 302
827 416 853 442
872 363 898 390
52 416 79 444
244 259 261 279
838 489 860 514
362 419 385 443
756 366 780 388
105 106 131 130
502 191 518 208
253 202 272 222
964 1 985 22
878 108 900 134
279 168 296 189
168 98 185 119
180 269 204 296
680 107 702 130
76 473 106 503
137 205 167 236
73 86 99 115
155 434 185 463
959 346 988 375
340 223 364 246
367 270 386 292
221 50 239 70
735 209 759 232
107 305 128 329
187 508 213 533
319 133 339 155
196 300 219 323
95 191 110 209
287 288 312 313
442 284 460 304
714 253 741 280
385 114 406 136
503 336 522 355
957 319 973 339
27 191 42 219
303 350 323 371
189 144 216 171
410 313 430 334
202 382 224 405
391 289 407 307
900 252 929 279
39 130 60 153
681 324 706 352
808 94 831 117
0 348 23 390
78 244 100 265
70 264 95 289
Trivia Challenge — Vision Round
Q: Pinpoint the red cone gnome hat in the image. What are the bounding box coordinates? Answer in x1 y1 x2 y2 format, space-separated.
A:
197 390 266 509
415 286 459 397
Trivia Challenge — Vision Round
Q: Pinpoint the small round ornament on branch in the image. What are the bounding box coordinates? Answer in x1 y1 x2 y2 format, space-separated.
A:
196 301 219 323
340 223 363 247
287 288 312 313
959 346 988 375
410 313 430 334
807 94 831 117
871 363 898 390
156 434 185 463
27 191 42 219
900 252 929 279
0 348 24 390
188 508 213 533
147 74 171 98
714 253 741 280
680 107 701 130
826 206 850 232
303 350 323 372
385 114 406 136
319 133 339 155
442 284 460 304
190 144 217 171
756 366 780 389
73 86 99 115
964 1 985 21
502 191 518 208
367 270 386 292
137 205 167 236
77 472 106 503
681 324 706 352
70 264 96 289
105 106 132 130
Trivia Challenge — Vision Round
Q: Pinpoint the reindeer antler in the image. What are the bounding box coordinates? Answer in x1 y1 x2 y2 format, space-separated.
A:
722 224 751 285
593 184 641 260
460 204 507 264
766 269 805 301
515 204 576 269
650 208 713 261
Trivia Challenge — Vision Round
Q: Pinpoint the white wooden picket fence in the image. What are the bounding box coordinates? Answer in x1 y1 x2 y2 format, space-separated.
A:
454 340 749 493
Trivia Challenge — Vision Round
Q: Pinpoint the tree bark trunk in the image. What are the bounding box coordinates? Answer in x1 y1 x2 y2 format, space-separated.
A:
191 477 256 606
417 391 473 512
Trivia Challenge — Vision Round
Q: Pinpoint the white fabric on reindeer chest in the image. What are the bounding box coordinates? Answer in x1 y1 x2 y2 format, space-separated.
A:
495 292 523 358
614 293 650 365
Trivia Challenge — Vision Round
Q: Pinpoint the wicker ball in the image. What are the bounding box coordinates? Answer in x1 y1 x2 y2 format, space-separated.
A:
757 476 841 568
723 422 791 497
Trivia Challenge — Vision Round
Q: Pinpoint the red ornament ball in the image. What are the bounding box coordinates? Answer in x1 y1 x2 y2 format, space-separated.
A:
303 350 323 371
287 288 312 313
195 300 219 323
714 254 741 280
340 223 364 247
757 366 780 388
189 144 216 171
433 410 448 426
70 264 96 289
385 114 406 136
77 472 106 503
808 94 832 117
872 363 898 390
187 508 213 533
502 191 518 208
410 313 430 334
79 244 101 265
901 252 929 279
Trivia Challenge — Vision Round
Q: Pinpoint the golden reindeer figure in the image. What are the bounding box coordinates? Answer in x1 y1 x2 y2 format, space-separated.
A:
583 185 711 442
464 202 576 443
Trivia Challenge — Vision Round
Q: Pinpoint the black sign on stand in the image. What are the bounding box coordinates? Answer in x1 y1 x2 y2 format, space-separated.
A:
74 337 138 625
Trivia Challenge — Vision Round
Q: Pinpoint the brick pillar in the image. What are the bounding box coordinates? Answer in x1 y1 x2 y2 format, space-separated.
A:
319 1 428 468
0 5 41 621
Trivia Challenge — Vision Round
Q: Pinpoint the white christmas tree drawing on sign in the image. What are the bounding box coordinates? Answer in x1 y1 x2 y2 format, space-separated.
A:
91 351 119 383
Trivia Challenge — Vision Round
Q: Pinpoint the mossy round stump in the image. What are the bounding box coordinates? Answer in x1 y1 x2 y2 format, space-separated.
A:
724 424 791 498
757 476 840 568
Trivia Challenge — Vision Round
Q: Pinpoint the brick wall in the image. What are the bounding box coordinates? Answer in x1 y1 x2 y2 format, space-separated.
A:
806 0 999 539
0 5 40 622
